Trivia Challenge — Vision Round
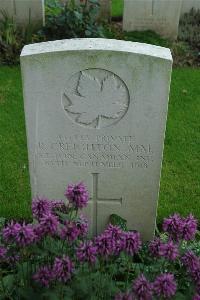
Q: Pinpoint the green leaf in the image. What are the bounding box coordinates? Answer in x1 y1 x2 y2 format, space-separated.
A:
109 214 127 231
2 274 14 291
42 290 60 300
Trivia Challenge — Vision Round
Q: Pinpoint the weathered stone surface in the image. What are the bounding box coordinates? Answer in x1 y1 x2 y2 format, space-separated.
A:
123 0 182 40
0 0 44 27
21 39 172 240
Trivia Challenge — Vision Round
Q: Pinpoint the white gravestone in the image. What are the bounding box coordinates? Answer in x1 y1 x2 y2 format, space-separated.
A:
123 0 182 40
0 0 44 28
21 39 172 240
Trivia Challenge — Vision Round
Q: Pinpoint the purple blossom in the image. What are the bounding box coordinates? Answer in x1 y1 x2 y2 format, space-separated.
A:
194 295 200 300
53 255 74 283
190 268 200 283
51 199 66 209
104 224 123 239
2 221 21 243
14 223 36 247
32 196 52 220
148 238 162 257
104 224 126 255
182 214 198 241
76 240 97 264
162 213 183 241
3 221 35 246
33 266 53 287
60 220 80 242
181 251 200 272
159 241 179 261
76 215 89 237
181 251 200 283
123 231 142 256
95 232 115 257
153 273 177 299
39 213 59 235
115 292 133 300
196 281 200 294
32 224 45 242
0 246 7 260
6 254 20 264
65 182 89 209
133 274 153 300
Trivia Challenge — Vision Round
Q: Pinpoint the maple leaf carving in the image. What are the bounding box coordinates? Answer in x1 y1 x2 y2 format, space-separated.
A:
65 71 128 126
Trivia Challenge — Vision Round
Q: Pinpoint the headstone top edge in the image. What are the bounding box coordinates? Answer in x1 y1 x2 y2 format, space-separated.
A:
20 38 172 61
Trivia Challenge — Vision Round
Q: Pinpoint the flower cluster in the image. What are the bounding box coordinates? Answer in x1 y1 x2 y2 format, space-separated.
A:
2 183 89 249
76 214 89 237
94 225 141 258
65 182 89 209
32 196 52 220
132 274 153 300
163 213 197 241
181 250 200 295
116 273 177 300
33 255 74 287
60 220 80 242
76 240 97 264
2 221 35 246
0 246 7 261
149 238 179 261
0 180 199 299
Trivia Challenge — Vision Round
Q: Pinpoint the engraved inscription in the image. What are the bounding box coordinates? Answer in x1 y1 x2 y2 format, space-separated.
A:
90 173 122 235
37 135 154 169
62 69 130 129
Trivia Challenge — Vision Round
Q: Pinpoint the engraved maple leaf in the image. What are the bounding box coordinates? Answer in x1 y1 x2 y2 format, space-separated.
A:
65 72 127 126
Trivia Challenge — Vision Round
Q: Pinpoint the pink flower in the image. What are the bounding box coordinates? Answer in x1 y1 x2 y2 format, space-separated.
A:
123 231 142 256
53 255 74 283
33 266 53 287
65 182 89 209
159 241 179 261
133 274 153 300
148 238 162 257
60 220 79 242
153 273 177 299
39 213 59 235
76 240 97 264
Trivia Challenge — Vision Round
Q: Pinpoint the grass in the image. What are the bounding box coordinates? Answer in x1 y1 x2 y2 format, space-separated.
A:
111 0 124 17
0 67 199 224
0 67 31 220
158 68 200 224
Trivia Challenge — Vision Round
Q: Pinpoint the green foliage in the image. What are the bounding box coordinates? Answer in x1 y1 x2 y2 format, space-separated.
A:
179 8 200 50
109 214 127 231
111 0 124 18
0 10 39 65
123 30 171 48
0 11 22 64
40 0 104 40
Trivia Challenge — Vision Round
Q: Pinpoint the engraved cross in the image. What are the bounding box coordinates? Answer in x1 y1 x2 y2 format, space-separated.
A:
90 173 122 236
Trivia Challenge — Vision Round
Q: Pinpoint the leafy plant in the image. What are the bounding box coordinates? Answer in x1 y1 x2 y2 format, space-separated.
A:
0 10 39 65
178 8 200 65
0 181 200 299
40 0 104 40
